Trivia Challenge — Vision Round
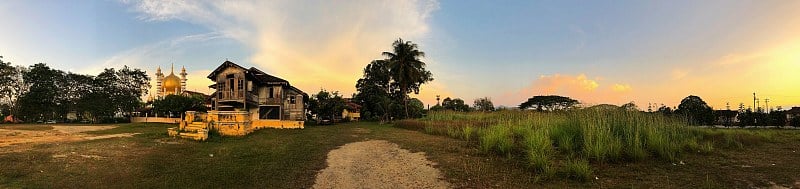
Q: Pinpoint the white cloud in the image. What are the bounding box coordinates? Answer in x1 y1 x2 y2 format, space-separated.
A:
122 0 442 97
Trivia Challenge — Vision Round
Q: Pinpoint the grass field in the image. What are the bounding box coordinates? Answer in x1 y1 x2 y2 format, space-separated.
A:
1 121 799 188
396 110 800 184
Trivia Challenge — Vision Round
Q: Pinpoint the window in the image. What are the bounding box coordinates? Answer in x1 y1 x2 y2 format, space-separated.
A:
259 106 280 119
238 79 244 90
290 96 296 104
269 87 274 98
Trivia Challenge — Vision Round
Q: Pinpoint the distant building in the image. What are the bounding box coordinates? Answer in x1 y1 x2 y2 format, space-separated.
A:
154 64 188 98
714 110 739 126
342 98 361 121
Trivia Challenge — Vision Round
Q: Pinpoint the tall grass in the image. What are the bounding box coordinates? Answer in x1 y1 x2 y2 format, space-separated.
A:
398 109 785 181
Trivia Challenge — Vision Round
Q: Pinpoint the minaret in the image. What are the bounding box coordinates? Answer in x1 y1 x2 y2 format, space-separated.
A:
155 66 164 98
180 66 187 93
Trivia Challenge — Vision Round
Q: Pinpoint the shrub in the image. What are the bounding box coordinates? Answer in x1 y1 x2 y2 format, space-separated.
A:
563 158 592 181
479 125 513 155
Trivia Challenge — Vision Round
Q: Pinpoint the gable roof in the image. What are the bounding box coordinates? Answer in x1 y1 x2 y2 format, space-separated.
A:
206 60 307 98
207 60 248 79
248 67 289 85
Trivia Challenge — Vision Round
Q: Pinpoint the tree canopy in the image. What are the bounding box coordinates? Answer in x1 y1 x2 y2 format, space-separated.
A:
355 39 432 122
473 97 495 111
1 58 150 122
152 94 206 117
440 97 470 112
675 95 714 125
518 95 579 111
308 90 347 122
382 38 433 118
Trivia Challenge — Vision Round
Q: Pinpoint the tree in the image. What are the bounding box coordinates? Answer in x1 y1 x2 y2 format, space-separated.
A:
354 60 397 122
442 97 470 112
676 95 714 125
308 90 347 123
114 66 151 117
518 95 579 111
152 94 206 118
657 104 673 115
0 56 15 106
382 38 433 118
407 98 425 118
790 117 800 127
17 63 63 121
473 97 495 111
766 110 787 126
621 101 639 111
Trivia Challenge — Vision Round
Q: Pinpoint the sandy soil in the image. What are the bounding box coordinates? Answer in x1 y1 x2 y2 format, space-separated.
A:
0 125 135 151
312 140 451 189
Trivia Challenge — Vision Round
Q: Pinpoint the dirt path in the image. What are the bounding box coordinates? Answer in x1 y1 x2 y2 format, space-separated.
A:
0 125 134 151
312 140 450 189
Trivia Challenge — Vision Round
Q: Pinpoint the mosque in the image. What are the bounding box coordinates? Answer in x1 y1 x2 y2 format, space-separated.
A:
154 64 188 98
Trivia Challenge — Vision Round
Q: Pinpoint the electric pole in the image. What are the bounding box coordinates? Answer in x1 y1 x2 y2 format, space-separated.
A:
753 92 757 113
764 98 769 113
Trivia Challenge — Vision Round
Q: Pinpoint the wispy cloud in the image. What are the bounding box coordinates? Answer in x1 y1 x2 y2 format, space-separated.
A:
122 0 443 99
499 74 633 106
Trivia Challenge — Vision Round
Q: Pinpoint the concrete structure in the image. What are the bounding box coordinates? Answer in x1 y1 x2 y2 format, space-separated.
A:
169 61 308 140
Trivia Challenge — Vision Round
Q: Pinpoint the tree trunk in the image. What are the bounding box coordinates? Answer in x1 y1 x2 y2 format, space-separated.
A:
403 88 409 119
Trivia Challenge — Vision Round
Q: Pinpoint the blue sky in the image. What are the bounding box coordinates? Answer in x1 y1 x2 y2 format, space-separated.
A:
2 0 799 109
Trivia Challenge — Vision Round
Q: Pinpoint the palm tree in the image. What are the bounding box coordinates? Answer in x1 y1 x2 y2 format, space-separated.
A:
382 38 432 118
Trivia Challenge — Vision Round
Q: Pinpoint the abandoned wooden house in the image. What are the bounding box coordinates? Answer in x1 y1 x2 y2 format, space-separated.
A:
169 60 308 140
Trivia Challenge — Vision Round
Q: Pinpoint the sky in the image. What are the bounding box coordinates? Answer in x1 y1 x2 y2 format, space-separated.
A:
1 0 799 110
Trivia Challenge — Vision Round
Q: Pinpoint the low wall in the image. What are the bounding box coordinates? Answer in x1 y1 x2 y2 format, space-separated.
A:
252 120 304 129
131 117 181 124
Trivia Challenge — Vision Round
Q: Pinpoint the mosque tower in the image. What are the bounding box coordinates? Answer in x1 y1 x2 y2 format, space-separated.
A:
180 66 187 93
155 66 164 98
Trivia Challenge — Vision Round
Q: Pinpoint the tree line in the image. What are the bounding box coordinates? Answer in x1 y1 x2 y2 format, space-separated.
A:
0 56 150 123
516 94 798 127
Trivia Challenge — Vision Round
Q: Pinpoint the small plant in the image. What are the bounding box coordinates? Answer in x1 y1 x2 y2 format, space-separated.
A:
479 125 513 155
563 158 592 181
698 141 713 154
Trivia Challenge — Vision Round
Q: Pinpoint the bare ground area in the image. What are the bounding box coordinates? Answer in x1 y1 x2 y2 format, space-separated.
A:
0 125 137 153
312 140 451 189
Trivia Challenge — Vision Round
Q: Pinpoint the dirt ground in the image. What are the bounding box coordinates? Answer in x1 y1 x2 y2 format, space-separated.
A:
0 125 134 153
312 140 451 189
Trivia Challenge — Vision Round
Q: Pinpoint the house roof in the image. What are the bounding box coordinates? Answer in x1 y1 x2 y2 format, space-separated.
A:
207 60 249 79
206 60 307 99
248 67 289 85
788 107 800 114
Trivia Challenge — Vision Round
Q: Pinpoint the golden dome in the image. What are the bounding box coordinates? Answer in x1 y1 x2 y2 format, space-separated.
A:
162 73 181 95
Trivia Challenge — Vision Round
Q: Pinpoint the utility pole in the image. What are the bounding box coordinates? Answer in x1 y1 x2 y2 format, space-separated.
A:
764 98 770 113
753 93 757 113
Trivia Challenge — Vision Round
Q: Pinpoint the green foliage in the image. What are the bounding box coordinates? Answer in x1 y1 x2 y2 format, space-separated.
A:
440 97 470 112
152 94 207 117
10 62 149 122
354 55 430 120
473 97 495 111
676 95 714 125
518 95 579 111
308 89 347 122
479 125 513 155
563 159 592 181
791 117 800 127
381 38 433 118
